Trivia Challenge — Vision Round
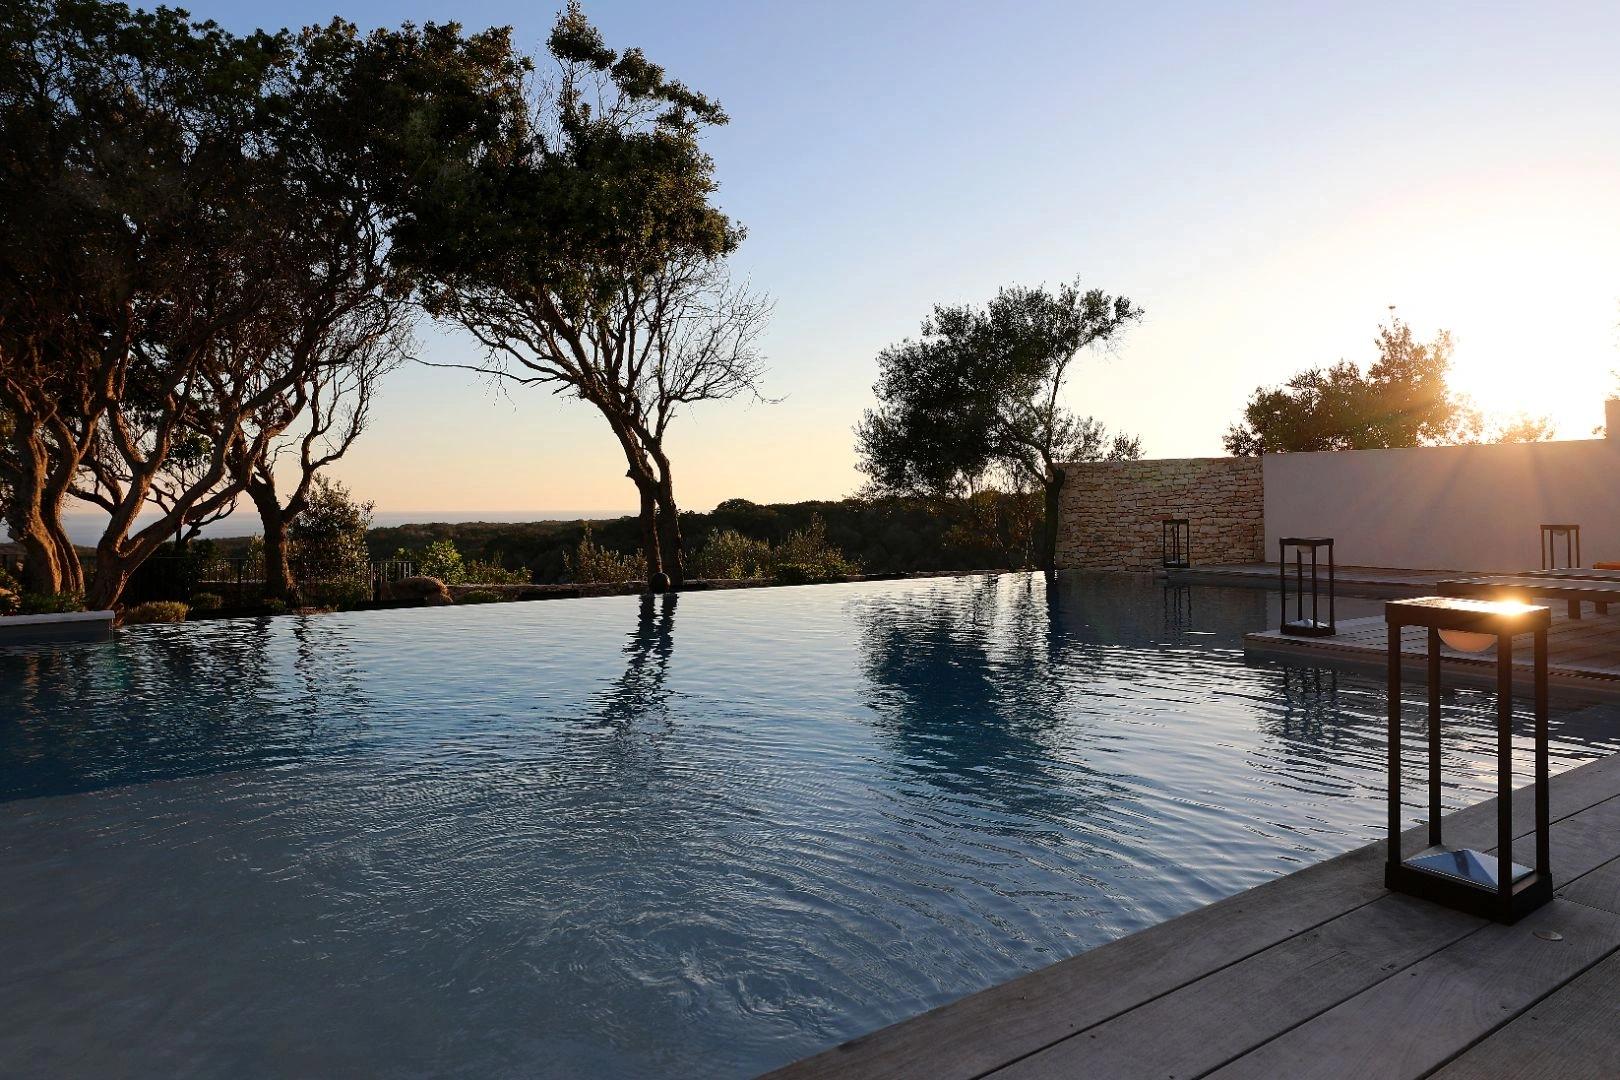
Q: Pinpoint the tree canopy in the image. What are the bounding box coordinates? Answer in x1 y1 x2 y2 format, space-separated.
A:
855 280 1143 570
1225 318 1492 455
390 2 766 588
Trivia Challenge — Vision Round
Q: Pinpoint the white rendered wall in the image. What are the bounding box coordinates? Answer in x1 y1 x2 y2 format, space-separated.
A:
1262 438 1620 572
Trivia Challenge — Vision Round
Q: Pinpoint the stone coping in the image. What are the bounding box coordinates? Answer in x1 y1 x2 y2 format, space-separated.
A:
0 609 116 627
0 609 116 644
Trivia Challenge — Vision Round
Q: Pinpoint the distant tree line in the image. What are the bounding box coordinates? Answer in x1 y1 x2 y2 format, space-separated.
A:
369 492 1044 586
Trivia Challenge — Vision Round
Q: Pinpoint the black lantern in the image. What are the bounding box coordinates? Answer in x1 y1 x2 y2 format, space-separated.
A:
1278 536 1335 636
1540 523 1581 570
1384 597 1552 923
1161 518 1191 570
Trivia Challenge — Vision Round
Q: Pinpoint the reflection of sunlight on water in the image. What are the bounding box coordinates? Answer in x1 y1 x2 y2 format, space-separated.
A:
1 573 1617 1078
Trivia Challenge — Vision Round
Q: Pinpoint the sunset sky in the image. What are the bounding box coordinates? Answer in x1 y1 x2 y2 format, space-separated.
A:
187 0 1620 516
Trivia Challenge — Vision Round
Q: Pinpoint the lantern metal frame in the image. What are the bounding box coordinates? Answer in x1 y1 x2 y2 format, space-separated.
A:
1384 597 1553 924
1279 536 1335 637
1161 518 1191 570
1540 523 1581 571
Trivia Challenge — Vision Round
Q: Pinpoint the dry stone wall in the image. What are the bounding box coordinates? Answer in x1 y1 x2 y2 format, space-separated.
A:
1055 456 1264 571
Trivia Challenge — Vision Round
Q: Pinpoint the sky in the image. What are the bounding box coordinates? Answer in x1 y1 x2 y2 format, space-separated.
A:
178 0 1620 516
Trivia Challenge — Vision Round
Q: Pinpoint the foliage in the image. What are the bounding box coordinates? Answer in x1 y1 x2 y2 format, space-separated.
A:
20 590 85 615
189 592 224 611
563 525 646 585
856 279 1143 569
262 599 288 616
1224 318 1489 454
358 494 1057 585
458 589 504 604
688 529 772 579
1491 413 1557 444
121 601 188 625
0 590 16 617
771 515 860 580
417 539 466 584
289 476 373 605
464 560 530 585
392 3 766 587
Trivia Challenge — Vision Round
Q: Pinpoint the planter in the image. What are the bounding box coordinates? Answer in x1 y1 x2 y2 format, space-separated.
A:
0 609 116 645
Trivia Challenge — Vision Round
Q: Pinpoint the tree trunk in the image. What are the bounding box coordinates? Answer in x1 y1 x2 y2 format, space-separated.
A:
653 485 685 589
5 436 84 595
247 476 296 604
637 481 665 583
645 442 685 589
85 555 129 612
1040 468 1065 576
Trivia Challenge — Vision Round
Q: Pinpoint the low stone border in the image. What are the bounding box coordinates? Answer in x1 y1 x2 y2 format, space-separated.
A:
0 609 116 645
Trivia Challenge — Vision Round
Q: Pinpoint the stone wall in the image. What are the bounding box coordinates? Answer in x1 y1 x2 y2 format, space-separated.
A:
1055 456 1264 571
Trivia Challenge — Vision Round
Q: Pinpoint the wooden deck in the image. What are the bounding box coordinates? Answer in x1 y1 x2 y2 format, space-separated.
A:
765 751 1620 1080
1245 610 1620 693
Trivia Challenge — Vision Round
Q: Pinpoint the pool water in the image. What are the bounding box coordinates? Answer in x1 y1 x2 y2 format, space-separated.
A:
1 573 1616 1078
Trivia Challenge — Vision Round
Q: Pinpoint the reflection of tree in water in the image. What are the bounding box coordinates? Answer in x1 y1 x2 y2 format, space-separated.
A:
0 617 370 799
855 575 1098 816
589 592 678 740
287 613 371 736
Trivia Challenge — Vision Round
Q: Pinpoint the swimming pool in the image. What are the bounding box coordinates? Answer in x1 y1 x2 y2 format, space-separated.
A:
2 573 1616 1077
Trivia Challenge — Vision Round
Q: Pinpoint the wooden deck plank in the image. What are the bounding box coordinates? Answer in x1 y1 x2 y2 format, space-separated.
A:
1558 854 1620 917
987 895 1482 1080
1427 949 1620 1080
990 787 1620 1080
766 754 1620 1080
1204 899 1620 1080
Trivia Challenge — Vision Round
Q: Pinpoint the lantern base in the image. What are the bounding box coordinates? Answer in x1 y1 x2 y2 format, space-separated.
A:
1404 845 1530 890
1387 846 1553 923
1280 619 1335 637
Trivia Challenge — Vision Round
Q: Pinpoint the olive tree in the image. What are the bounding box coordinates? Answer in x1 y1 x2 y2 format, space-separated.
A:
399 4 766 588
856 280 1144 572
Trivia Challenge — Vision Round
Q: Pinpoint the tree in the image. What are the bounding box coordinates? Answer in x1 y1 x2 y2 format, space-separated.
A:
0 6 491 607
239 310 406 603
0 0 290 595
856 280 1145 572
397 4 765 588
1491 413 1557 444
1224 317 1486 455
0 0 358 606
288 475 372 604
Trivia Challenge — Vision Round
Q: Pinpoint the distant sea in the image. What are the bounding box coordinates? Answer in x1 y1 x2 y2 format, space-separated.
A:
17 510 634 546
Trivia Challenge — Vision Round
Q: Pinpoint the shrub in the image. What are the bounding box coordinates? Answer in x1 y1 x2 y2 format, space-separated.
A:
458 589 503 604
189 592 224 612
772 562 819 586
689 528 771 580
463 559 530 585
262 599 288 616
21 591 86 615
418 538 466 584
771 515 859 580
0 589 17 616
564 525 646 585
122 601 188 625
290 476 372 605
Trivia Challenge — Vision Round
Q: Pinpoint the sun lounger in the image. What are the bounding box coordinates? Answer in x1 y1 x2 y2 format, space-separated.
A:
1439 574 1620 619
